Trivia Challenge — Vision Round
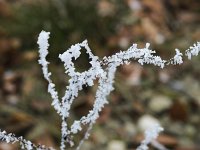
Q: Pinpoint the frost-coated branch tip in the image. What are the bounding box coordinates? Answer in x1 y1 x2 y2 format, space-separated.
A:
0 130 55 150
136 124 164 150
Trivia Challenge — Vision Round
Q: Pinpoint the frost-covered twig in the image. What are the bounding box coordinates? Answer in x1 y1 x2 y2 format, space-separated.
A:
76 123 93 150
37 31 62 114
136 124 164 150
0 130 55 150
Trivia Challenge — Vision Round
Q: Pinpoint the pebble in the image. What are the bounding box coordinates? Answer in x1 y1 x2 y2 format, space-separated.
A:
81 141 94 150
124 122 136 138
137 115 160 131
107 140 126 150
149 95 172 113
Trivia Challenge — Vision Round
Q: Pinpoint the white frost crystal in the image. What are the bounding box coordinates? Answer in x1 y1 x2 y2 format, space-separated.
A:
173 49 183 64
185 42 200 59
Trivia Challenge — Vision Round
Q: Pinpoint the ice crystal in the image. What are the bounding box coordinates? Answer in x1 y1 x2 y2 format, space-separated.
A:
185 42 200 59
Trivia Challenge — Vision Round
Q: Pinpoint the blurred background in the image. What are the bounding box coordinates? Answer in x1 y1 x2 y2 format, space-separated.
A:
0 0 200 149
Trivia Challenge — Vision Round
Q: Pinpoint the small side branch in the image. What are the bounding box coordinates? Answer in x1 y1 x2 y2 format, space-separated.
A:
0 130 55 150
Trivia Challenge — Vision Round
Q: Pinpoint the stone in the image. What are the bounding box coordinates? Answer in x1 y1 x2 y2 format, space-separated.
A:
149 95 172 113
137 115 160 131
107 140 126 150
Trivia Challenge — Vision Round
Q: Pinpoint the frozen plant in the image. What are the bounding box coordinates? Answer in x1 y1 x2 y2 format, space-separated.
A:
0 130 55 150
0 30 199 150
136 124 163 150
37 31 199 149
